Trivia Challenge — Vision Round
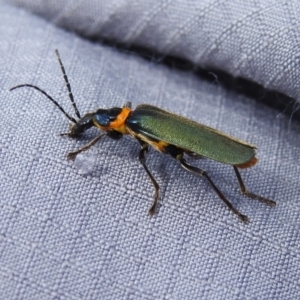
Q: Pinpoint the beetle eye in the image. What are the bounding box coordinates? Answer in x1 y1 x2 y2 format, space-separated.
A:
94 108 122 127
94 113 111 126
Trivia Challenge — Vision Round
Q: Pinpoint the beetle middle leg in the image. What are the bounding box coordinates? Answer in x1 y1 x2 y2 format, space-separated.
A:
233 166 276 206
137 140 160 215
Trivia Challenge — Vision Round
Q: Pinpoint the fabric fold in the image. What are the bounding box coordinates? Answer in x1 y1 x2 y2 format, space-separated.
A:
5 0 300 103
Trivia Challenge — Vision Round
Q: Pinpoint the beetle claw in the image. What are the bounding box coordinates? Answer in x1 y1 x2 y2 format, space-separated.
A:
67 152 77 161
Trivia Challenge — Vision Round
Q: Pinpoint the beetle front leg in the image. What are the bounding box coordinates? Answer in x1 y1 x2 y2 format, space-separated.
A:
179 157 249 223
138 141 160 215
233 166 276 206
67 133 106 160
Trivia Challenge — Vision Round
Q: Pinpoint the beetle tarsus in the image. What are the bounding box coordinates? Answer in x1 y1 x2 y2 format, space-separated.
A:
148 198 158 215
242 192 276 206
237 213 249 223
233 166 276 207
67 151 77 161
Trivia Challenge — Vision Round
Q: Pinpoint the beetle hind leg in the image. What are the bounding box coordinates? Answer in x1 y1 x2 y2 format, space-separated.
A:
178 158 249 223
233 166 276 206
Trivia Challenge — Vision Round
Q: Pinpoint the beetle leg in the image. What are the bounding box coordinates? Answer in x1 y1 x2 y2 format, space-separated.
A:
138 141 160 215
67 133 106 160
179 157 249 223
233 166 276 206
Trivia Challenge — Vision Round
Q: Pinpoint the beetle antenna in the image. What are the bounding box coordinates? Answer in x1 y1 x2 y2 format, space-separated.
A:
55 49 81 119
9 84 78 124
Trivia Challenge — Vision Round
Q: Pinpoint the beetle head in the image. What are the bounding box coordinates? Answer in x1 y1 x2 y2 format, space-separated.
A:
66 113 95 137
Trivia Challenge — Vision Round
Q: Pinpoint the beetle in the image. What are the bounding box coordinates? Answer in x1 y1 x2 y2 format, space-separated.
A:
10 50 276 223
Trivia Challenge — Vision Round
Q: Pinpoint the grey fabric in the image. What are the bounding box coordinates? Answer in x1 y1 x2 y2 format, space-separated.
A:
6 0 300 102
1 1 300 299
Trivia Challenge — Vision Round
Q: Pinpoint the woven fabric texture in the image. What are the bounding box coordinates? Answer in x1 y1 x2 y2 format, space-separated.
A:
1 1 300 299
6 0 300 102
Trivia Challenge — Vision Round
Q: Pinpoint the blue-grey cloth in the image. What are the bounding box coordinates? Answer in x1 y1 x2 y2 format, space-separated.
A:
1 1 300 299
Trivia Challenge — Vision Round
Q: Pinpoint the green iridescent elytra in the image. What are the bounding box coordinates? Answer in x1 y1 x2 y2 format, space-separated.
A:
127 104 256 166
